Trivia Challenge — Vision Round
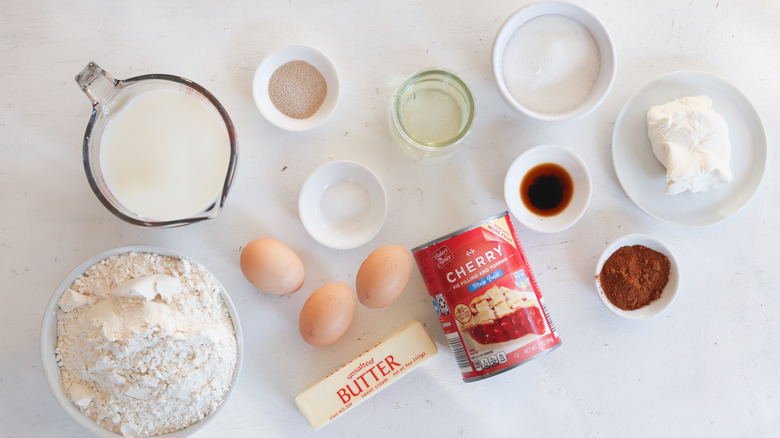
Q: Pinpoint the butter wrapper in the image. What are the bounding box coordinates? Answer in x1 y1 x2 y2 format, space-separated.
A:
295 320 438 429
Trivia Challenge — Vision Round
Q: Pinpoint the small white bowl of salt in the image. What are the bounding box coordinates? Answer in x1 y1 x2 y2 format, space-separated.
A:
491 1 616 123
298 160 388 250
253 44 340 131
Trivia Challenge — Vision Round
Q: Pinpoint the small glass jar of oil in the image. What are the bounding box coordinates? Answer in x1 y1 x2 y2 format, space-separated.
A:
391 68 475 159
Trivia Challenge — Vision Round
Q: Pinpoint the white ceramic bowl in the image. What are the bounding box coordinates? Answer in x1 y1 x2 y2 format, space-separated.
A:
299 160 388 250
595 234 680 319
40 245 243 437
491 1 616 123
504 144 591 233
252 44 340 131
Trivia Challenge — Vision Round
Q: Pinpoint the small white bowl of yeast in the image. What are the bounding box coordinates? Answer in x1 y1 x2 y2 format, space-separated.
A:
253 44 340 131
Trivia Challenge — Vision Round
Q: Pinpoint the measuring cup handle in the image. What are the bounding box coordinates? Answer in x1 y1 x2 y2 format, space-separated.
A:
75 62 119 108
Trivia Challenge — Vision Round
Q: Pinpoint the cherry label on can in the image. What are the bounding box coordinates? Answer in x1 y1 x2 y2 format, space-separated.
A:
412 212 560 381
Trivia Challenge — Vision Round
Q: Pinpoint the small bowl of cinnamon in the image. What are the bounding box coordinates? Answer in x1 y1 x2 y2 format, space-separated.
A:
595 234 680 319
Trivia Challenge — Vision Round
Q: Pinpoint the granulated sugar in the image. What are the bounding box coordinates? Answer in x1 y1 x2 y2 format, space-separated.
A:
268 60 327 119
55 251 238 437
502 14 600 114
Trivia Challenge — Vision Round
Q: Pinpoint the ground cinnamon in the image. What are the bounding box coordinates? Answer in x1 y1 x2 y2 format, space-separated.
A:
599 245 670 311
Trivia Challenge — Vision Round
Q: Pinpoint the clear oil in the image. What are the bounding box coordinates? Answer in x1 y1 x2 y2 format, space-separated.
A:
398 82 464 146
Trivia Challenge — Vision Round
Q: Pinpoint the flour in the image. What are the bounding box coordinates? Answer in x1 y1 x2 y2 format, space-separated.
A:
55 251 238 437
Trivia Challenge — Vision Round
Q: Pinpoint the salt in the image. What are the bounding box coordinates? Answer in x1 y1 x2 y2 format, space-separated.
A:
502 14 600 115
319 180 370 233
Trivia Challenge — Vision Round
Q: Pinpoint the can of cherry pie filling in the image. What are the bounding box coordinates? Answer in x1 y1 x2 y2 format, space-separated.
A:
412 212 561 382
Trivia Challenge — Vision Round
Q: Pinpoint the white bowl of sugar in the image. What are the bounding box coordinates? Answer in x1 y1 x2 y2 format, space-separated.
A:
491 1 616 123
253 44 340 131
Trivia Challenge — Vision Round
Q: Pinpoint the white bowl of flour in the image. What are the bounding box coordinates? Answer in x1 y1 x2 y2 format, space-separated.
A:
491 1 616 123
41 246 243 438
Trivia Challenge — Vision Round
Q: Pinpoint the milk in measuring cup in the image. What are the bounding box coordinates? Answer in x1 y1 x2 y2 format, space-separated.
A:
99 89 231 221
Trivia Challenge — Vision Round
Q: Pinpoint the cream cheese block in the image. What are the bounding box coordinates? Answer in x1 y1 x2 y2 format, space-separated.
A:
646 95 733 194
295 320 438 430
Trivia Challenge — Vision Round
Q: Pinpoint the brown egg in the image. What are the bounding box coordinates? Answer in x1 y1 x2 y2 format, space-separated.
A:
240 238 305 295
356 245 413 308
299 282 356 346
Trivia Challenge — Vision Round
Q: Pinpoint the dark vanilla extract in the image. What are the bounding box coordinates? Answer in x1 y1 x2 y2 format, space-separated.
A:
520 163 573 216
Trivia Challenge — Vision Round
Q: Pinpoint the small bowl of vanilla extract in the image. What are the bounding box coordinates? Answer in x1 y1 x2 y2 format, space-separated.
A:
504 144 592 233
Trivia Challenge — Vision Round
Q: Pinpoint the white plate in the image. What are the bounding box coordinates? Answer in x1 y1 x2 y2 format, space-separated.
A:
612 71 767 227
41 245 243 438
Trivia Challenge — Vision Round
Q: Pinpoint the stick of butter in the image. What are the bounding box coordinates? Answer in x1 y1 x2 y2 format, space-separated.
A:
295 320 438 430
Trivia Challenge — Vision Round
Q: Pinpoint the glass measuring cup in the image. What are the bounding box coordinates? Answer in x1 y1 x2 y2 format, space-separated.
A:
75 62 238 227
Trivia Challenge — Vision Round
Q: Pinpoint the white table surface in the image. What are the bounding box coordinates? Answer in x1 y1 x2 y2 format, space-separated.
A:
2 1 779 437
